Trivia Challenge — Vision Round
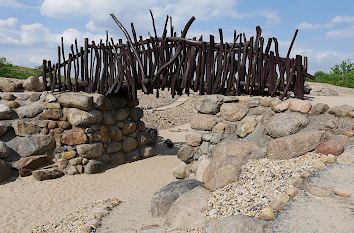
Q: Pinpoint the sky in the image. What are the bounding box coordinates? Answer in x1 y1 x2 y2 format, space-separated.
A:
0 0 354 74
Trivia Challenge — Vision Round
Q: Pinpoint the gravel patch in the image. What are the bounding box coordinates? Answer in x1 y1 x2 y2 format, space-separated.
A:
32 198 121 233
138 89 182 110
206 152 322 219
308 82 354 96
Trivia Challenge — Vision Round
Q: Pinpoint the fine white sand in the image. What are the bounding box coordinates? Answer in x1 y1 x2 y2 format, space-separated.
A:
0 125 191 233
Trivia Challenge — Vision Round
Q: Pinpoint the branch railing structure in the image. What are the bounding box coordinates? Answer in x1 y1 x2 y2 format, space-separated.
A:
42 12 314 100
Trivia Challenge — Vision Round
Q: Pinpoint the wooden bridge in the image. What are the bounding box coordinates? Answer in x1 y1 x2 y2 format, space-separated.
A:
42 11 314 100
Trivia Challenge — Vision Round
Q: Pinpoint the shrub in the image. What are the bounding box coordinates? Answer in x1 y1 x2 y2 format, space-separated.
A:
0 57 41 79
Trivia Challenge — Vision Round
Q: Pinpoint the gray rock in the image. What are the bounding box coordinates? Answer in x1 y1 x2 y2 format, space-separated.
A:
115 108 129 121
45 93 57 103
76 143 104 159
164 187 210 230
84 160 104 174
124 149 140 162
32 168 64 181
220 103 249 122
66 165 79 175
210 134 223 144
202 133 212 142
193 150 202 160
247 106 266 116
129 107 143 122
200 141 210 154
69 157 82 166
190 114 218 131
108 126 123 142
245 98 260 108
103 111 115 125
23 76 41 91
177 144 195 163
151 179 203 217
0 160 12 183
2 93 15 101
0 77 23 92
16 104 43 118
328 105 354 117
122 137 138 153
30 92 42 102
308 103 329 115
265 112 309 138
0 104 12 119
6 134 55 157
0 141 10 158
267 130 332 159
58 93 93 111
106 142 122 153
15 93 30 100
136 132 152 146
204 215 268 233
172 161 189 179
194 95 224 114
65 108 103 127
139 146 155 159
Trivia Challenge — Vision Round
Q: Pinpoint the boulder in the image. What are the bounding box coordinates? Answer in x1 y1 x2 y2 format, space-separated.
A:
265 112 309 138
164 187 210 230
76 143 104 159
177 145 195 163
267 130 332 159
22 76 41 91
129 107 143 122
316 140 344 156
122 121 137 135
273 101 290 112
16 104 43 118
270 99 282 110
190 114 218 131
260 97 273 107
15 93 29 100
30 92 42 102
6 134 56 157
220 103 249 122
91 94 127 110
247 106 266 116
45 93 57 103
151 179 203 217
122 137 138 153
32 168 64 181
61 128 88 145
0 160 11 182
0 141 10 158
124 150 140 162
61 151 77 159
65 108 103 127
195 157 211 182
103 111 115 125
84 160 104 174
58 93 93 111
2 93 15 101
108 126 123 142
236 116 257 138
204 215 268 233
212 122 231 134
12 155 51 170
109 152 126 166
186 133 202 147
12 120 39 136
328 105 354 117
172 161 189 179
289 99 312 113
40 109 63 120
114 108 129 121
194 95 224 114
106 142 122 153
203 141 259 190
308 103 329 115
0 104 12 119
245 98 260 108
0 77 22 92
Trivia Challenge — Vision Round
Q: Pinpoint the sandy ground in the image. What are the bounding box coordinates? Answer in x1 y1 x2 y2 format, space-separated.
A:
0 125 191 233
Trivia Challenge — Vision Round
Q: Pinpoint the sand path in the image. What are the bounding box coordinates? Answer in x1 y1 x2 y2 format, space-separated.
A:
0 125 191 233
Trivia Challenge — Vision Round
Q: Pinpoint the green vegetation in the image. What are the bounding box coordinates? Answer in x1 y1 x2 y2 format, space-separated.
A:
307 60 354 88
0 57 41 80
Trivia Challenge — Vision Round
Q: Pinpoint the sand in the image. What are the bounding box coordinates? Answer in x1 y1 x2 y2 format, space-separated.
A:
0 125 191 233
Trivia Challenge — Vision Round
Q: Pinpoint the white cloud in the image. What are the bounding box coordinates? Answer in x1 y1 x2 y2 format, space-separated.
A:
259 10 281 24
297 15 354 30
326 26 354 38
0 17 18 27
331 16 354 24
0 0 28 8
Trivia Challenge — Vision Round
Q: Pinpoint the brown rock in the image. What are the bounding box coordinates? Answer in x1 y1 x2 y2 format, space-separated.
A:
6 101 20 108
32 168 64 181
343 131 353 137
108 126 123 142
40 109 63 120
19 168 32 177
258 207 275 219
43 102 61 109
190 114 218 131
0 160 11 182
139 146 155 159
186 133 202 147
47 120 57 129
12 120 39 136
136 121 145 131
236 116 257 138
289 99 312 113
312 159 326 169
109 152 126 166
285 187 299 198
58 121 71 129
61 128 88 145
308 103 329 115
316 140 344 156
269 200 286 211
274 101 290 112
304 183 333 197
100 125 108 143
122 122 137 135
136 132 152 146
334 190 351 197
76 143 104 158
12 155 51 170
122 137 138 153
0 77 23 92
61 151 77 159
212 122 231 134
177 145 195 163
220 103 249 122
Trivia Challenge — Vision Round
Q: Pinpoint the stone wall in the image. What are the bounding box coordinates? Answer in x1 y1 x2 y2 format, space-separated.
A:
0 85 157 182
174 95 354 190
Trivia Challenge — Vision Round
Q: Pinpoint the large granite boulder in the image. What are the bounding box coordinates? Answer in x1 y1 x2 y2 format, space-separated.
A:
65 108 103 127
220 103 249 122
265 112 309 138
0 104 13 119
151 179 203 217
190 114 218 130
204 215 268 233
164 187 210 230
23 76 41 91
58 93 93 111
194 95 224 114
6 135 56 157
203 141 259 190
267 130 332 159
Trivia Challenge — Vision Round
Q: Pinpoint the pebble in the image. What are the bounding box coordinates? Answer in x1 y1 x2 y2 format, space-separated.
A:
333 190 351 197
32 198 121 233
258 207 275 219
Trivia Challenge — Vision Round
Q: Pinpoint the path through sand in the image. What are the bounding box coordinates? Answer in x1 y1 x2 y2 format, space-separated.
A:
0 125 191 233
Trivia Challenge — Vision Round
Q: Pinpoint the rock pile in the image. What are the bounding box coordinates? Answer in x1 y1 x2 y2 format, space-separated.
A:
0 76 158 183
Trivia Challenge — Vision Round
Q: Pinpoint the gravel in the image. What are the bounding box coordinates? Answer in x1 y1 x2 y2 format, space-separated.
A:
308 82 354 96
137 89 182 110
206 152 322 219
32 198 121 233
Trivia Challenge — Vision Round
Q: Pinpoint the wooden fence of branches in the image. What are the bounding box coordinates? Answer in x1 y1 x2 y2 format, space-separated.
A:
42 11 314 99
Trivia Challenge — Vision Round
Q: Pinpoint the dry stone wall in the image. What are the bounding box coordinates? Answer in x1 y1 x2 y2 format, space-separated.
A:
0 82 157 182
174 95 354 190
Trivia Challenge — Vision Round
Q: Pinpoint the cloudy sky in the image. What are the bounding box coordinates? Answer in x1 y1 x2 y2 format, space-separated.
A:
0 0 353 73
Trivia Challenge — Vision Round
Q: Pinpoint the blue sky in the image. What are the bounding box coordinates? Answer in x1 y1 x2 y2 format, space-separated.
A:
0 0 353 74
